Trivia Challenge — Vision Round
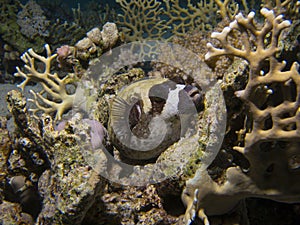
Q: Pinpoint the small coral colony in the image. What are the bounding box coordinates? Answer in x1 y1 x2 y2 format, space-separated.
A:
0 0 300 225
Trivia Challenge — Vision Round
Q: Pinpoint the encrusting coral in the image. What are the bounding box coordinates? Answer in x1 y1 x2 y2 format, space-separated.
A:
4 90 107 224
182 7 300 225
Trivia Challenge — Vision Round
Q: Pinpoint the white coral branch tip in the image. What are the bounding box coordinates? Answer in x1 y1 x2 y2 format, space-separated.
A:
235 12 243 20
260 7 272 16
229 20 238 29
248 11 255 19
282 20 291 27
210 32 219 39
204 43 213 60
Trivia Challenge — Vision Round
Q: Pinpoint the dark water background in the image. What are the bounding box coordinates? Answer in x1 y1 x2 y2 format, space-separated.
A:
19 0 261 16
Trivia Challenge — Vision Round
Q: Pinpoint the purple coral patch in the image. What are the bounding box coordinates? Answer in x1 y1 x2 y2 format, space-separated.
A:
83 119 107 150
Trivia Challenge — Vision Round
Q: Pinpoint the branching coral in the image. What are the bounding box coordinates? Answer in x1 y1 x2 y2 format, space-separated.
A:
14 44 75 121
206 8 299 147
116 0 168 41
262 0 300 18
183 8 300 225
164 0 219 35
72 2 117 31
214 0 240 20
116 0 244 41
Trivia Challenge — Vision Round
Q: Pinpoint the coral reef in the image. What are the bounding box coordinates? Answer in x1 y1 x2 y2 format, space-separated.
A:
17 0 50 39
0 200 34 225
3 90 106 224
74 22 120 61
116 0 249 41
55 22 121 74
0 0 45 53
1 0 300 224
182 7 300 225
262 0 300 19
4 82 208 224
83 184 180 225
0 0 85 84
0 0 115 77
72 2 118 32
80 44 226 221
0 116 10 202
36 118 106 225
164 0 232 34
14 22 121 121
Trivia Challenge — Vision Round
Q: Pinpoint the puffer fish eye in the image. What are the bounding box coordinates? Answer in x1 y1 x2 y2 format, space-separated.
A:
183 84 204 112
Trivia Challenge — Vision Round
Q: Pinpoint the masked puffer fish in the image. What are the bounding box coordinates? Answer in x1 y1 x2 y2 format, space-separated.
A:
108 77 202 161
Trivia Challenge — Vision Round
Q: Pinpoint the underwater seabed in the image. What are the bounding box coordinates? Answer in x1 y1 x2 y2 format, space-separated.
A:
1 0 300 225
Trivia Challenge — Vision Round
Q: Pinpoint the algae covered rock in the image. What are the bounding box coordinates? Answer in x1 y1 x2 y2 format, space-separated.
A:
4 90 106 224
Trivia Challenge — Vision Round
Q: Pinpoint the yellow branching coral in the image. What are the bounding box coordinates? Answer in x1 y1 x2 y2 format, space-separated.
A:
205 8 299 149
214 0 239 19
164 0 219 35
15 44 75 121
116 0 169 41
116 0 244 41
262 0 300 17
183 8 300 225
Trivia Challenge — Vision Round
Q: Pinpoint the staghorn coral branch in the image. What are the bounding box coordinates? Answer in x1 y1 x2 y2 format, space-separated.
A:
184 8 300 225
40 81 62 100
262 0 300 17
205 8 291 75
15 44 57 90
206 6 300 163
214 0 239 20
28 91 56 114
14 44 75 121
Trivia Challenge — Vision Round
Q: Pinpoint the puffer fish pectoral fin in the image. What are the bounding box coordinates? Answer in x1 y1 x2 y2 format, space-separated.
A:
111 96 130 120
110 96 132 137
